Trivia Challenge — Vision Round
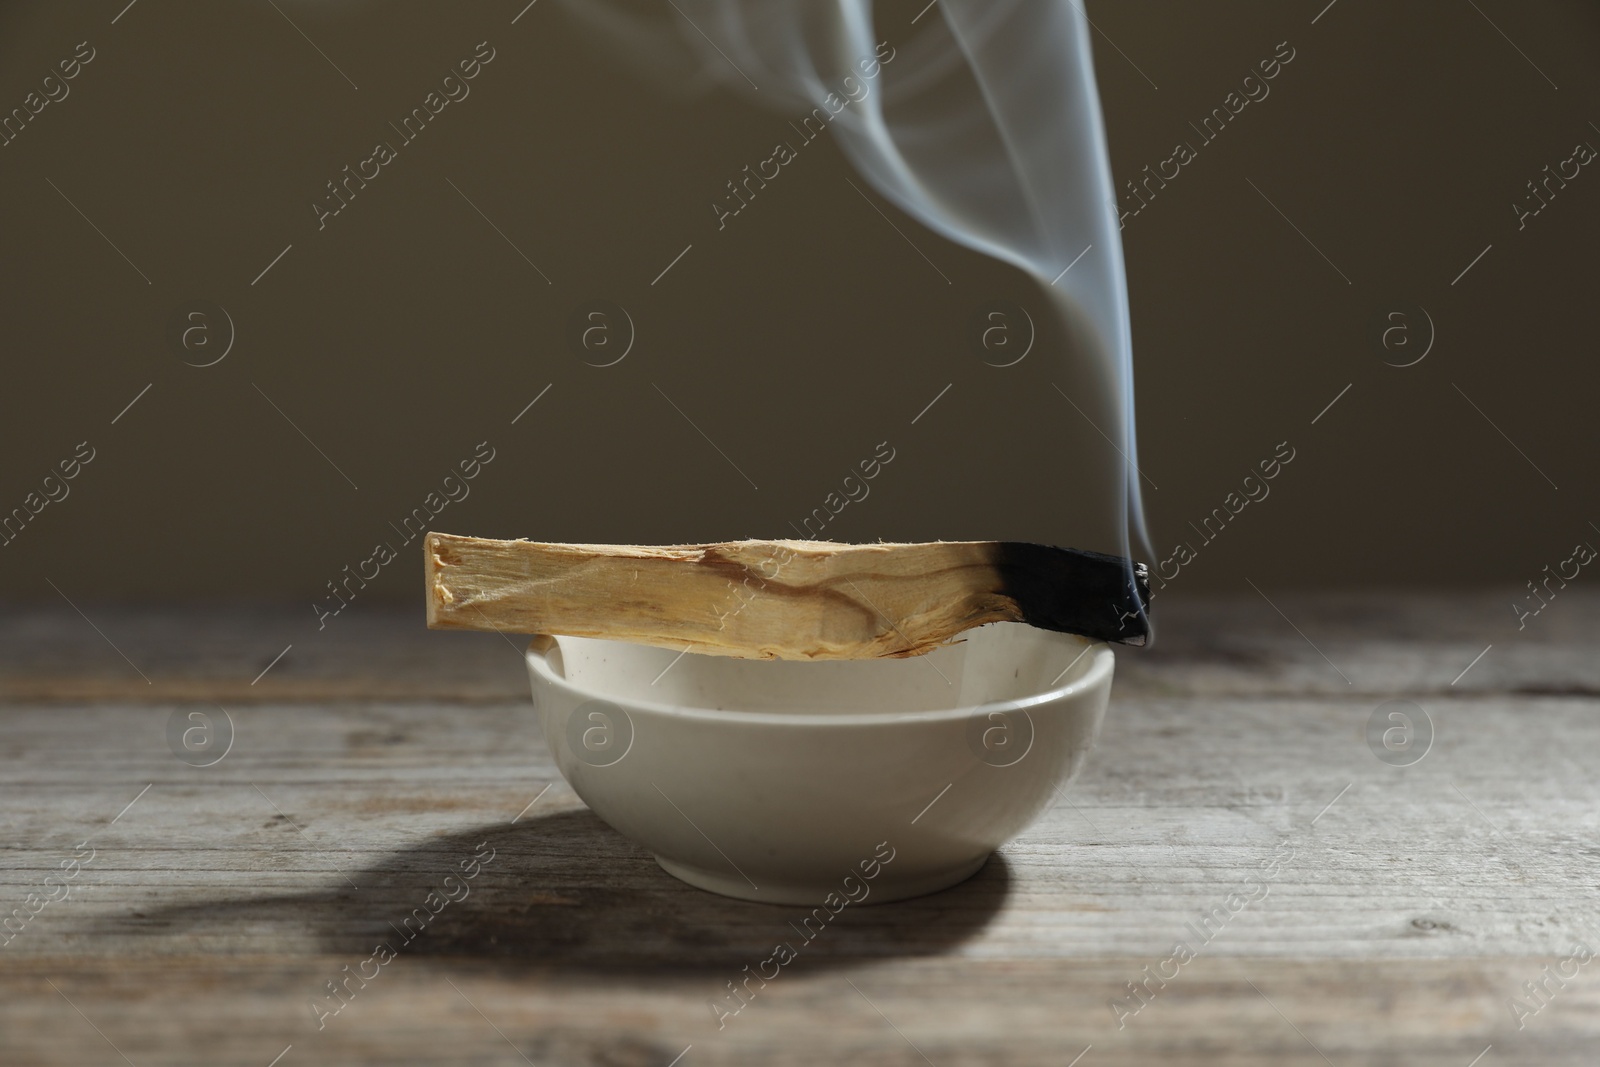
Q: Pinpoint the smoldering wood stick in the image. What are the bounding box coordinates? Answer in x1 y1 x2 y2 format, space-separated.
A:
425 534 1149 660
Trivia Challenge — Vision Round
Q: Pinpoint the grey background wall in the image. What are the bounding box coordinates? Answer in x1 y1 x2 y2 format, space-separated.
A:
1 0 1596 616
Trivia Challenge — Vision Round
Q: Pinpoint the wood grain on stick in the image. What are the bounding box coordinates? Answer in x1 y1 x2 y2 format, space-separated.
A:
424 533 1149 659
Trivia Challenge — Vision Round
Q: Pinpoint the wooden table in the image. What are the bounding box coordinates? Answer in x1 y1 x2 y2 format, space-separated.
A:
3 594 1597 1065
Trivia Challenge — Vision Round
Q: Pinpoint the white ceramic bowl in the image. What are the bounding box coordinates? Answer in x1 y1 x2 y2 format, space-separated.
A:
526 622 1112 905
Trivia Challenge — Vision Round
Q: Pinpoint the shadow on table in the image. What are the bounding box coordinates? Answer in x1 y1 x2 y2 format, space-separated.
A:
120 809 1010 973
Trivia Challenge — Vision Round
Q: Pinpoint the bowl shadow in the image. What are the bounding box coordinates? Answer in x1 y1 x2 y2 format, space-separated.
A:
122 808 1011 974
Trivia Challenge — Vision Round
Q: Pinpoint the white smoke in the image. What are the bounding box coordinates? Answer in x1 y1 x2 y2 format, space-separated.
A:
571 0 1150 593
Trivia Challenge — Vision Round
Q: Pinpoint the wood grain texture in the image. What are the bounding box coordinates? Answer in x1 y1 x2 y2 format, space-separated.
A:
423 534 1148 658
1 595 1597 1065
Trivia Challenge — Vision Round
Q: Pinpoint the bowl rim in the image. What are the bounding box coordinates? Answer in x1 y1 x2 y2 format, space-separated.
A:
524 628 1114 727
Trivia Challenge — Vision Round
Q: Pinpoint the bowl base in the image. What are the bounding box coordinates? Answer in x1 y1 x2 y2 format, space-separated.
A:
654 853 990 906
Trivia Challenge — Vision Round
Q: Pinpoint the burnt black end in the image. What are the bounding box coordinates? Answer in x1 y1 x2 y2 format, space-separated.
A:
992 542 1151 646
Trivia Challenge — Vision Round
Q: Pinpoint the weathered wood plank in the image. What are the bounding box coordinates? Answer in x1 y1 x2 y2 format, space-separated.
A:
2 592 1594 703
1 956 1593 1066
2 697 1596 962
1 600 1597 1065
0 606 526 704
1118 589 1600 699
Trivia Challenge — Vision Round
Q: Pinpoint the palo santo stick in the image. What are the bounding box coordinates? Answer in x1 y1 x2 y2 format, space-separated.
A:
425 534 1149 660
